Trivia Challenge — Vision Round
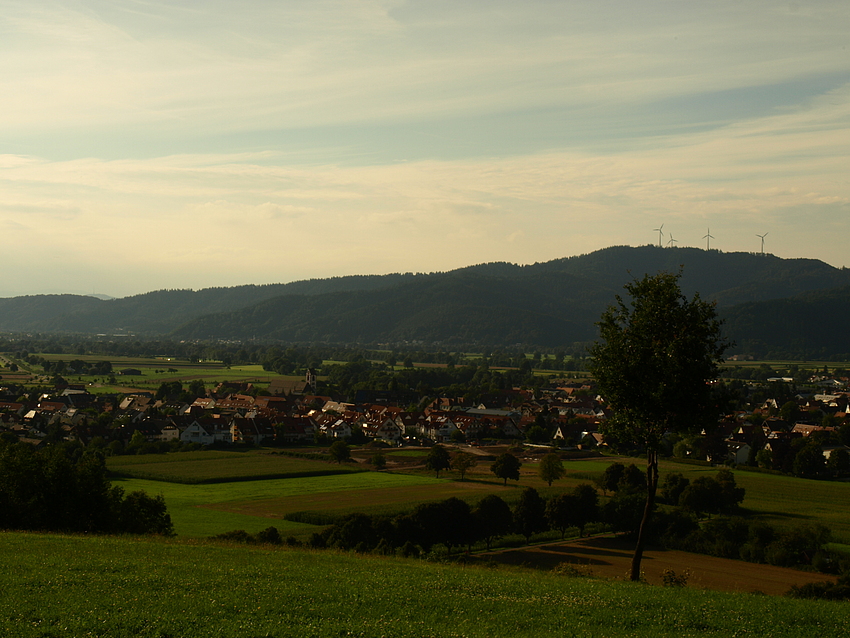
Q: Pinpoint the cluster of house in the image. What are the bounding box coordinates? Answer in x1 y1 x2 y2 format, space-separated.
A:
716 390 850 465
0 376 609 449
1 372 847 463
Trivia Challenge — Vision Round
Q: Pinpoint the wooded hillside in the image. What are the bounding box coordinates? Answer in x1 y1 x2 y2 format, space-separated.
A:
1 246 848 355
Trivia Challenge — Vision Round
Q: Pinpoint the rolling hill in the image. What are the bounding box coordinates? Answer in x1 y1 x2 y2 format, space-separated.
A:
1 245 849 354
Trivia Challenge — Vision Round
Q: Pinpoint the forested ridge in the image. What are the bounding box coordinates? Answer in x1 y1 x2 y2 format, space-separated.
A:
1 246 849 356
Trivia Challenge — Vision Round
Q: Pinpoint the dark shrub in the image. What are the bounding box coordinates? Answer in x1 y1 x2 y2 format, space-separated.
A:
213 530 252 543
255 526 283 545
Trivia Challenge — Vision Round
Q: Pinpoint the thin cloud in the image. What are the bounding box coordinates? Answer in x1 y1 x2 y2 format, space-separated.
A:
0 0 848 296
2 1 847 136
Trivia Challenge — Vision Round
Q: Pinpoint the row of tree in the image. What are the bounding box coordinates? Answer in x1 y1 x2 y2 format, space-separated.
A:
422 446 569 487
594 462 746 518
309 485 601 555
303 466 749 558
272 458 844 578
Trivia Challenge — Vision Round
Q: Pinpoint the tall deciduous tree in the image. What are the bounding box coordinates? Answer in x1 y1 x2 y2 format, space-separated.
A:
828 448 850 477
513 487 547 543
473 494 513 550
451 451 477 481
679 475 722 518
425 444 452 478
545 493 574 539
329 440 350 464
661 472 690 506
589 271 728 581
546 483 599 539
538 452 565 486
435 497 473 552
570 483 599 537
793 443 826 478
490 452 522 486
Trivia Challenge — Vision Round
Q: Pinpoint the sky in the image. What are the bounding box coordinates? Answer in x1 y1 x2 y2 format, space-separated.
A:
1 0 848 298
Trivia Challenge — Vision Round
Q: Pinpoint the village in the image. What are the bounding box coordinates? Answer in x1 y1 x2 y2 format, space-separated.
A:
2 366 849 478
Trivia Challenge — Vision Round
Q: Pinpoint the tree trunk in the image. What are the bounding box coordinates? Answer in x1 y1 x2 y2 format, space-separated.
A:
630 448 659 581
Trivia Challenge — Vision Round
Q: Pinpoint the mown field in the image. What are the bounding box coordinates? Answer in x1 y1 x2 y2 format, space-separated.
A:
1 532 848 638
109 449 600 538
107 450 364 483
8 449 850 632
115 471 445 537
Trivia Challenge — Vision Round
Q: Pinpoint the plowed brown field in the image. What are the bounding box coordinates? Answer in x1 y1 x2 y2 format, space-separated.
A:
480 536 837 596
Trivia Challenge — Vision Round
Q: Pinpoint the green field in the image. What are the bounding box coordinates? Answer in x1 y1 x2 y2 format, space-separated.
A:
107 451 578 539
107 450 364 483
116 471 443 537
107 450 850 543
31 353 298 392
1 532 848 637
7 451 850 634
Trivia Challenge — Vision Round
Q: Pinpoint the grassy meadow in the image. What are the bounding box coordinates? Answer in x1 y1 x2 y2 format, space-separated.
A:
8 444 850 635
114 471 444 537
1 531 849 638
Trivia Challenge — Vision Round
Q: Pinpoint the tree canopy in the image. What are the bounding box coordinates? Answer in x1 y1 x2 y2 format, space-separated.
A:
590 271 728 451
538 452 565 486
490 452 522 485
451 451 477 481
589 270 728 581
473 495 513 550
425 444 452 478
0 440 172 535
329 440 351 464
513 487 547 542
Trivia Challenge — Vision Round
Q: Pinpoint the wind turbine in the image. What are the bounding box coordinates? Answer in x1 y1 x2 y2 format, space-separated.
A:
756 232 768 255
703 228 714 250
653 224 664 247
667 234 678 248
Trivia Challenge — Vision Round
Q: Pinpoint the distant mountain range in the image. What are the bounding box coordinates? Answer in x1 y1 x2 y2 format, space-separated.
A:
2 246 849 357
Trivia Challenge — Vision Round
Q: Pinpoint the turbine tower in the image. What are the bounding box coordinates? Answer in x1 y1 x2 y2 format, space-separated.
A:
653 224 664 247
756 232 768 255
667 234 677 248
703 228 714 250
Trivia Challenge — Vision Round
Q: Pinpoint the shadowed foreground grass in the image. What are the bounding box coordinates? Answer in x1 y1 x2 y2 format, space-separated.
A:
2 532 849 638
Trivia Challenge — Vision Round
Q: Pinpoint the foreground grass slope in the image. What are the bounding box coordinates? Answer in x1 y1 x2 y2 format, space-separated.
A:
2 532 848 638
